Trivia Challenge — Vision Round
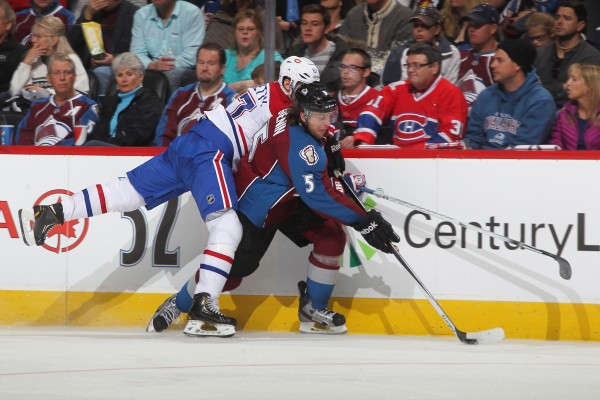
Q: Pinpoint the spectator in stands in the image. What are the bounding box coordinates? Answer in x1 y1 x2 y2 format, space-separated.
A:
288 4 354 92
16 53 98 145
205 0 285 53
524 11 554 48
224 9 284 94
501 0 560 39
154 43 238 147
352 42 467 148
382 6 460 85
337 48 380 148
339 0 413 78
130 0 205 97
548 63 600 150
440 0 482 45
321 0 344 35
0 0 27 102
464 38 555 149
456 3 500 109
67 0 138 97
85 52 161 146
534 0 600 108
14 0 75 45
10 16 88 103
250 60 281 86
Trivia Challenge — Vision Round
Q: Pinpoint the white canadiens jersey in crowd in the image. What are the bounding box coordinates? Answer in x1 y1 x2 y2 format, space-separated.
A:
204 81 292 170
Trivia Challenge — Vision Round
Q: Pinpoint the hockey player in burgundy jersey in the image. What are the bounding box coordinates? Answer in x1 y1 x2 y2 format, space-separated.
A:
353 42 467 149
173 83 400 335
16 54 98 146
153 43 238 147
19 56 321 338
232 83 400 333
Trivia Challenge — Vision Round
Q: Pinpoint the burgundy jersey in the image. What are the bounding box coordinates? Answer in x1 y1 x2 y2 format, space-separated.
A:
16 94 98 146
154 82 238 146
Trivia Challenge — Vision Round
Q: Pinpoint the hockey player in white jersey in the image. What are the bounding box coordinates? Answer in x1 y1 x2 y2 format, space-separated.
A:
18 56 320 338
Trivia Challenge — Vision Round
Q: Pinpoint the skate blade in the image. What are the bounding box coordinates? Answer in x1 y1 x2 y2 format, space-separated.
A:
18 209 36 246
299 321 348 335
183 320 236 337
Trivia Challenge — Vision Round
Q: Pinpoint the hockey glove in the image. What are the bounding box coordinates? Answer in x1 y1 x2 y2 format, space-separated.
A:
353 210 400 253
324 136 345 177
342 173 366 197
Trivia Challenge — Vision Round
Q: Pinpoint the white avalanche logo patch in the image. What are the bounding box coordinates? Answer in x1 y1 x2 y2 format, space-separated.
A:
300 145 318 165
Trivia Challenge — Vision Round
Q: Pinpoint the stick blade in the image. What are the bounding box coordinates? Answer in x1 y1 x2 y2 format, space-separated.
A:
557 256 572 280
457 327 505 345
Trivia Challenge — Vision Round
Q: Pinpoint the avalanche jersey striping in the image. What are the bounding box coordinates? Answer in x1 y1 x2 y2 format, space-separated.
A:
154 82 238 146
16 94 98 146
235 108 366 228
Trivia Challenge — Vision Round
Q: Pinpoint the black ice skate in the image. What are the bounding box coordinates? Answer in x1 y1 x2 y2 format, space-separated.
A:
146 294 182 333
298 280 347 334
183 293 236 337
19 203 64 246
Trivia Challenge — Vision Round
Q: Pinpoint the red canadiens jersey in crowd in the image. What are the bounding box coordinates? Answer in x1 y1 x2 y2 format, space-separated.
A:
235 108 365 228
337 85 380 135
154 82 238 146
354 76 468 148
457 48 495 107
16 94 98 146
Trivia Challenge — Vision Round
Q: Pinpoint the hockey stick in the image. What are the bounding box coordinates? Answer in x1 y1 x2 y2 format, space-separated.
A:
334 171 505 345
359 186 572 281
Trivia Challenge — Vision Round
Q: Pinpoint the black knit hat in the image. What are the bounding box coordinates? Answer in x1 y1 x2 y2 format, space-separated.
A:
497 38 537 73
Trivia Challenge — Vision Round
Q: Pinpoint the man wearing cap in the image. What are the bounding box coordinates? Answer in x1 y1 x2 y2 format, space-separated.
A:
534 0 600 108
463 38 555 150
382 6 460 85
456 3 500 109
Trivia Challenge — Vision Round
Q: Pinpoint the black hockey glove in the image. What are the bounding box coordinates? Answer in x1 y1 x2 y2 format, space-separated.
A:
353 210 400 253
324 136 345 177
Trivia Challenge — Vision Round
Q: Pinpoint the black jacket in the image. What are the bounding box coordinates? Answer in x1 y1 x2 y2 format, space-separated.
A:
0 35 27 93
90 87 162 146
67 0 138 69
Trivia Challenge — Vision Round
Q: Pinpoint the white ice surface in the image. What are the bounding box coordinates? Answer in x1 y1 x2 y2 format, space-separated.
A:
1 327 599 400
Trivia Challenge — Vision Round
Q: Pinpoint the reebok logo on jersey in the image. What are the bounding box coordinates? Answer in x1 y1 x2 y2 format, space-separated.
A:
360 221 378 235
300 145 318 165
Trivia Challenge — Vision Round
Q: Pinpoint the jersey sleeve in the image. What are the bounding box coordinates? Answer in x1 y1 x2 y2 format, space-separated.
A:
282 131 366 226
354 84 396 145
431 84 468 143
226 84 271 138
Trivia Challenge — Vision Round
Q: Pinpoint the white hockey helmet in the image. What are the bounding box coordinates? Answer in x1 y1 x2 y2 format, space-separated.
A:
278 56 320 97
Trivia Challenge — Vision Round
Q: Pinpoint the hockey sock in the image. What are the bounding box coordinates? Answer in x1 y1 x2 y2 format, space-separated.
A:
194 244 235 298
61 179 144 221
306 251 340 309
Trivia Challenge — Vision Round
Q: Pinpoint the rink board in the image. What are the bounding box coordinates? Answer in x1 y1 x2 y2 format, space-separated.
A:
1 148 600 340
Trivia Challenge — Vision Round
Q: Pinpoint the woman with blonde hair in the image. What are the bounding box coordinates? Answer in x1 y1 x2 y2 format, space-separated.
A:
223 9 283 94
10 15 89 99
549 64 600 150
440 0 482 44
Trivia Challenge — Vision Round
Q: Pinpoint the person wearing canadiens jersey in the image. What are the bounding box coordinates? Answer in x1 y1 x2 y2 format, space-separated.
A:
351 41 467 149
